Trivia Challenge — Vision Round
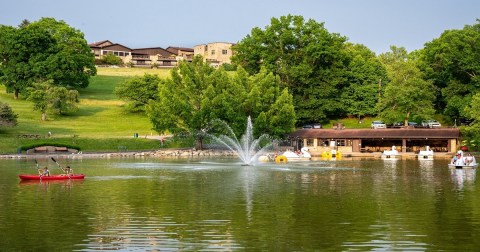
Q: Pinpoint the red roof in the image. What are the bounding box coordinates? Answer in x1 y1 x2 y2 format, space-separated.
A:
288 128 460 139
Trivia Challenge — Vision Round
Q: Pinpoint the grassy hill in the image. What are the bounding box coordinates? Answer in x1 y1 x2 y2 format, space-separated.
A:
0 68 172 154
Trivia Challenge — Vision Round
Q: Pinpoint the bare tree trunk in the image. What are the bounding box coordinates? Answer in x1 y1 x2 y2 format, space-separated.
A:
195 137 203 150
14 89 19 100
41 112 46 121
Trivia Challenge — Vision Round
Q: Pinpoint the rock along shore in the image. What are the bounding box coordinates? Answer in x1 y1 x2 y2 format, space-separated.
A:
0 148 241 159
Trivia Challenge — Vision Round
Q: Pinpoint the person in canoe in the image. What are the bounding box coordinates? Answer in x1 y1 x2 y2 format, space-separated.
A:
39 167 50 177
62 166 73 175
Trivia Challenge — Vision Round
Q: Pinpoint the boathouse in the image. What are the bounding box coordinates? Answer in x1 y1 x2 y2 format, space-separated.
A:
288 128 461 154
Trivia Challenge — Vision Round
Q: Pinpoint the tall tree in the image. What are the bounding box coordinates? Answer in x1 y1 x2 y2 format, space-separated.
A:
419 19 480 120
146 57 295 149
146 57 218 149
0 18 96 99
378 46 436 124
232 15 349 125
341 43 388 119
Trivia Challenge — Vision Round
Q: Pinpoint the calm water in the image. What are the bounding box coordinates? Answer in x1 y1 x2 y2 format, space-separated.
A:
0 157 479 251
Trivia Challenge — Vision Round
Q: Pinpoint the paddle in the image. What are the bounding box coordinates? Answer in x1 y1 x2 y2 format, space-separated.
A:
51 157 72 177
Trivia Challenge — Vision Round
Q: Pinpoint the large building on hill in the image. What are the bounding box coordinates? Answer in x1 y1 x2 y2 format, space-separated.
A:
89 40 193 68
193 42 234 68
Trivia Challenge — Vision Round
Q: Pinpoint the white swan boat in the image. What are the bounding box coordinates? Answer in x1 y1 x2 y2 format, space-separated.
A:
281 147 312 162
448 150 478 169
381 146 401 159
417 146 434 160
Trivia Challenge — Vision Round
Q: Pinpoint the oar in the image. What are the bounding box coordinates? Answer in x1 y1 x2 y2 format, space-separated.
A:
35 159 42 175
51 157 71 177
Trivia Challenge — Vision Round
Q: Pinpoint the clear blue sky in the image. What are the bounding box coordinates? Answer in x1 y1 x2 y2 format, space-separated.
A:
1 0 478 54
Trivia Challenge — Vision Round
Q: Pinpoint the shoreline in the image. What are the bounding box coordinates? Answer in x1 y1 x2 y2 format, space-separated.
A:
0 148 455 160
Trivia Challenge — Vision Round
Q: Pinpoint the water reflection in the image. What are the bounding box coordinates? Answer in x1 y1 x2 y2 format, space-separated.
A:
1 158 479 251
450 168 476 190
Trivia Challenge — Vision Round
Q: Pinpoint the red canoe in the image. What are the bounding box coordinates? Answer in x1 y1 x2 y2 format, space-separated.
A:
19 174 85 180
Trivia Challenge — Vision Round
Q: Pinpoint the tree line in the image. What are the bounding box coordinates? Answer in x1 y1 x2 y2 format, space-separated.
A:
2 16 480 149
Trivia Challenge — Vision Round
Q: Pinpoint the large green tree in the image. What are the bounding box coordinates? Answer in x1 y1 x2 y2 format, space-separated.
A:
378 46 436 124
0 18 96 99
419 19 480 120
232 15 349 125
341 43 388 119
115 74 160 112
146 56 295 149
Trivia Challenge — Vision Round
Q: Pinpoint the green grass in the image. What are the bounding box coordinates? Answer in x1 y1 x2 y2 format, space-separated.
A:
0 68 173 154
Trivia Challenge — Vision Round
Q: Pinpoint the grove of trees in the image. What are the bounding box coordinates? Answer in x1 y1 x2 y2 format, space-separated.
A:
145 56 295 149
0 18 95 120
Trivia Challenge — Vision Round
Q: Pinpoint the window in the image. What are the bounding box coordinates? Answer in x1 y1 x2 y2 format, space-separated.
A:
222 49 228 55
336 139 346 146
211 50 215 55
306 139 314 146
317 139 328 146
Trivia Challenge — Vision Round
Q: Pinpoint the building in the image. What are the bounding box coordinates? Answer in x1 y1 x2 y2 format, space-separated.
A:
89 40 193 68
288 128 461 154
193 42 234 67
166 46 194 62
89 40 132 63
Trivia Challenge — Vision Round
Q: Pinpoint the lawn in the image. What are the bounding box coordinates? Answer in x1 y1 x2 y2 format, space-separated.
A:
0 67 173 154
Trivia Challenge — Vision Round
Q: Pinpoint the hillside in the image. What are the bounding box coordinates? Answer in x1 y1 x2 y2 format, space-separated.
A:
0 68 171 154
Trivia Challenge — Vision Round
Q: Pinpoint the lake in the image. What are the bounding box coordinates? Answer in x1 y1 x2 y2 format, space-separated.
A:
0 157 479 251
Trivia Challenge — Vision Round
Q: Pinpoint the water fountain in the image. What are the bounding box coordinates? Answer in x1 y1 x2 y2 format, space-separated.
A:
207 116 273 166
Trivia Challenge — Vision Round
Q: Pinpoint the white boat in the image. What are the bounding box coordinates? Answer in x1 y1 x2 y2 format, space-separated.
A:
417 146 434 160
381 146 401 159
281 147 312 162
448 150 478 169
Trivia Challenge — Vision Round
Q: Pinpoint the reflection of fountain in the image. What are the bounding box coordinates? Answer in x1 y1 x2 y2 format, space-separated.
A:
208 116 273 166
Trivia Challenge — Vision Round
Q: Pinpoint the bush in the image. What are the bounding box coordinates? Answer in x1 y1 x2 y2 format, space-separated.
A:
0 102 18 128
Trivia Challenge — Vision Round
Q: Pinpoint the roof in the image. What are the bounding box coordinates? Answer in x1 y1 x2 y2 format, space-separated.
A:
132 47 173 57
288 128 461 139
166 46 194 53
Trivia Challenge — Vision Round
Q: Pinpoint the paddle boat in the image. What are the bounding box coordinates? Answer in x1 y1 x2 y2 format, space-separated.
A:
19 174 85 180
278 147 312 162
417 146 434 160
381 146 401 159
448 150 478 169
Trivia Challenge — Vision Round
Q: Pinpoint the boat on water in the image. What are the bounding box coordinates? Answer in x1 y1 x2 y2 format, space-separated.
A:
381 146 401 159
19 174 85 180
448 150 477 169
278 147 312 162
417 146 434 160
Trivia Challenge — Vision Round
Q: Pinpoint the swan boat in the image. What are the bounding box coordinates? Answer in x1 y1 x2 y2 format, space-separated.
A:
448 150 478 169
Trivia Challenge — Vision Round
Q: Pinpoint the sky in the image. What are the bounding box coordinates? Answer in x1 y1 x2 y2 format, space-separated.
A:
1 0 478 54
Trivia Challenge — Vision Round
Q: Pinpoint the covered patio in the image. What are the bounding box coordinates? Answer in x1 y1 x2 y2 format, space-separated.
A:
288 128 461 154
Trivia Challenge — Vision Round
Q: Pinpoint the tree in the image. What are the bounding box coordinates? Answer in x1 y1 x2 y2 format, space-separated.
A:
419 19 480 120
27 80 79 121
377 46 436 124
115 74 160 112
232 15 349 125
0 102 18 128
0 18 96 99
341 43 388 119
147 57 218 149
146 57 296 149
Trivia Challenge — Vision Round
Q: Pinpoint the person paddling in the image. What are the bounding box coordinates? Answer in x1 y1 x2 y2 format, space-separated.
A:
40 167 50 177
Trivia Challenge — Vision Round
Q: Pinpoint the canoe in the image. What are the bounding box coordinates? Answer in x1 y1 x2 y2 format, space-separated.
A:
447 164 478 169
19 174 85 180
